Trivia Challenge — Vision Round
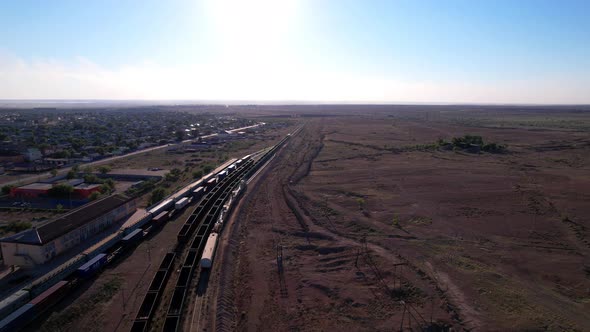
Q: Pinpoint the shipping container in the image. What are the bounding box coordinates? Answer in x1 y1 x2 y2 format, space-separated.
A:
122 228 143 245
175 197 189 210
29 281 69 307
205 177 217 189
200 233 219 269
0 290 30 321
227 164 236 173
217 170 227 180
236 159 243 165
77 253 107 278
0 303 34 332
148 199 174 215
192 186 204 199
152 210 169 223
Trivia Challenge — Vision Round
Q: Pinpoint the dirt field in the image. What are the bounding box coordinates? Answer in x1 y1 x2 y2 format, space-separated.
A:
203 107 590 331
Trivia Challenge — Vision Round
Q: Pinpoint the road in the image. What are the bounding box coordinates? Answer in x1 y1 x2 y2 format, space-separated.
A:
0 123 265 187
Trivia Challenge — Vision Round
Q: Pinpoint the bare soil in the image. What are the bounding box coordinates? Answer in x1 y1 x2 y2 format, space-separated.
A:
205 107 590 331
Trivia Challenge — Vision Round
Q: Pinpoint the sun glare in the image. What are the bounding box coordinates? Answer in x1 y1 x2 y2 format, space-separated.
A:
203 0 300 62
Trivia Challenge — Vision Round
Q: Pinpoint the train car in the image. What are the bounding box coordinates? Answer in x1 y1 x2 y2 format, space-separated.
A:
77 253 107 279
217 170 227 181
227 164 236 173
205 177 217 189
148 198 174 215
192 186 205 199
121 228 143 246
152 210 169 225
0 303 34 332
200 233 219 269
175 197 189 210
0 290 30 322
29 280 70 308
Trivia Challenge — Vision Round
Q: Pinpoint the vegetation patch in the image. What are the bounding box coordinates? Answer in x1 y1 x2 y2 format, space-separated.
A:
405 135 507 154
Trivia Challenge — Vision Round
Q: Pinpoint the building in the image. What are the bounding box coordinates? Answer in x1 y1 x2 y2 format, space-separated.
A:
0 194 137 268
10 181 101 199
72 183 102 198
10 183 53 198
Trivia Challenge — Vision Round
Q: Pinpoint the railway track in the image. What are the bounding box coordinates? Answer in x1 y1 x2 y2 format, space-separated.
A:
131 133 294 332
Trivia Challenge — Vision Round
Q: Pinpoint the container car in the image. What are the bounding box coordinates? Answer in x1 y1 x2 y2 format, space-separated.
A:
174 197 189 210
0 290 30 322
122 228 143 246
192 186 204 199
227 164 236 173
0 303 34 332
152 210 169 224
148 198 174 215
205 177 217 189
200 233 219 269
217 170 227 181
29 280 70 307
77 253 107 279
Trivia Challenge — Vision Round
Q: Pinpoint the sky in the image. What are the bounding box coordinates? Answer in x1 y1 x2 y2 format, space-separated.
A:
0 0 589 104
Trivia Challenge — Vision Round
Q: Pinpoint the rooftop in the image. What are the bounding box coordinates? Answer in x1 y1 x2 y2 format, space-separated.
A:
15 183 52 191
1 194 134 245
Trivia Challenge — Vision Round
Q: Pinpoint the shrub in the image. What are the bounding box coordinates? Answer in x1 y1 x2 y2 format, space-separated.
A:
150 187 167 205
2 185 14 195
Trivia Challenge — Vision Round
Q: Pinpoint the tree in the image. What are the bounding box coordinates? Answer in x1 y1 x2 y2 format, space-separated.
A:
202 164 214 174
72 164 80 173
50 168 58 177
48 184 74 197
88 191 101 201
66 170 76 179
1 185 14 195
100 179 115 193
150 187 167 205
83 165 93 174
192 170 203 179
98 165 111 174
175 129 185 141
56 204 64 212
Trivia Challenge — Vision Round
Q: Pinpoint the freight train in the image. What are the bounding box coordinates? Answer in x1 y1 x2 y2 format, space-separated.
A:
200 180 246 270
0 158 245 332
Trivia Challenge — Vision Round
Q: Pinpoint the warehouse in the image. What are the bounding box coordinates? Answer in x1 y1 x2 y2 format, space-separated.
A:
0 194 137 268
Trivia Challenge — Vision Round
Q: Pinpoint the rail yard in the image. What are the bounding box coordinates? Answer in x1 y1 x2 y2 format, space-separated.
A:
1 105 589 332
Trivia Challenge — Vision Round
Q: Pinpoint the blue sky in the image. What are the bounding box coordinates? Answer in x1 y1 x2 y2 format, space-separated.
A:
1 0 589 103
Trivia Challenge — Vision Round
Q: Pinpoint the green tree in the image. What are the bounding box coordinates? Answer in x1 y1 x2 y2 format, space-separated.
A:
175 129 185 141
48 184 74 197
202 164 214 174
83 165 93 174
72 164 80 173
192 170 203 179
50 168 58 177
56 204 64 212
66 170 76 179
2 185 15 195
88 191 101 201
150 187 167 205
98 165 111 174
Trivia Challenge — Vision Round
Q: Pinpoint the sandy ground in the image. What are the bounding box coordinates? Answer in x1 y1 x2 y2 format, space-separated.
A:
202 108 590 331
